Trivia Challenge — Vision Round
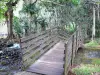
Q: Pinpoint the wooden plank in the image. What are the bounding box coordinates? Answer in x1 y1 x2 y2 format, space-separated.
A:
22 40 42 54
27 62 64 75
14 71 39 75
21 30 51 43
25 40 59 65
23 49 41 62
21 32 50 49
64 27 84 75
21 31 57 55
21 26 83 75
22 33 56 54
21 27 58 43
40 54 64 63
23 37 57 63
27 41 64 75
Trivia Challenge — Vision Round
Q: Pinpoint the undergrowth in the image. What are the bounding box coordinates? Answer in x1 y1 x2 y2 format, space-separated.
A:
72 64 100 75
85 40 99 47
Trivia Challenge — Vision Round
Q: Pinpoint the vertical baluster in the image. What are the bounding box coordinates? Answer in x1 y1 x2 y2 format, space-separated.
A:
71 35 75 66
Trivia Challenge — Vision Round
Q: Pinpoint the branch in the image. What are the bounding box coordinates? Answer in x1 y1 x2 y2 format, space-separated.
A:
6 0 19 6
23 0 37 4
34 0 38 4
12 0 19 6
40 0 65 6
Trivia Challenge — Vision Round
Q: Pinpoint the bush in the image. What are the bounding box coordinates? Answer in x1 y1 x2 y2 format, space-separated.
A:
85 40 99 47
72 64 100 75
65 22 76 33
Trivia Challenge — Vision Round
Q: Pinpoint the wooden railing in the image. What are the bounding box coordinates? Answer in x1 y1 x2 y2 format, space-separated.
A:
20 26 83 72
64 27 83 75
20 27 60 68
57 27 70 40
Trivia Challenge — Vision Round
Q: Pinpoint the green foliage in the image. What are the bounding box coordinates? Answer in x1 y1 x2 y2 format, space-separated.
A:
72 64 100 75
92 58 100 65
39 0 80 8
0 1 7 20
65 22 76 33
0 0 19 20
95 21 100 38
55 0 69 3
13 17 22 37
37 18 48 31
22 3 39 16
85 40 99 47
71 0 80 5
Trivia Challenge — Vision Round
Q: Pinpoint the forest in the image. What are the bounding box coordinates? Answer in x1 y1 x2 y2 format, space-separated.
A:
0 0 100 75
0 0 99 40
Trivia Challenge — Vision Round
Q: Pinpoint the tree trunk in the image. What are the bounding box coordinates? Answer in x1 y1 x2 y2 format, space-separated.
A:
41 25 45 31
97 4 99 20
29 14 32 34
34 15 37 33
5 0 19 39
92 6 96 41
6 6 13 39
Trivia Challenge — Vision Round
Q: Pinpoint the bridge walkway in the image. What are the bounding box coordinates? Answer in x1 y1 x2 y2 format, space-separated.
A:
27 41 65 75
15 26 83 75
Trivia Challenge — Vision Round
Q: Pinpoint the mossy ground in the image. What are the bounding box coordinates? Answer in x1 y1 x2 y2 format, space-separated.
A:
72 58 100 75
72 64 100 75
72 41 100 75
91 58 100 65
84 40 100 50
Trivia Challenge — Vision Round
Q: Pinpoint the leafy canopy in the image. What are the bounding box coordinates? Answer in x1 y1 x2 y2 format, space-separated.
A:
39 0 80 7
0 0 8 20
0 0 19 20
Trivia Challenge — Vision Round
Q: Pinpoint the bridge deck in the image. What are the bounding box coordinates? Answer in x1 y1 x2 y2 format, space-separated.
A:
27 41 65 75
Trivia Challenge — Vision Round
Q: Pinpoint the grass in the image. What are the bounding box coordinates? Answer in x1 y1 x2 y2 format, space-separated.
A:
72 64 100 75
84 47 100 50
91 58 100 65
85 40 99 47
72 40 100 75
82 58 100 65
84 40 100 50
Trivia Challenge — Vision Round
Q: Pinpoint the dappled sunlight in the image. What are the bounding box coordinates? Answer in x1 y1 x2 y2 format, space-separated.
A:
0 24 7 38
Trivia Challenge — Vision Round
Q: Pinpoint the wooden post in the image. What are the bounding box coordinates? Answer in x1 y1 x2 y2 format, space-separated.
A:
64 43 68 75
71 35 74 66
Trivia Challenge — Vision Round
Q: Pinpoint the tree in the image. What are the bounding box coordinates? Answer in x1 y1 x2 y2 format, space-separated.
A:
39 0 80 28
13 17 23 38
37 18 48 31
0 0 19 39
0 1 7 21
21 0 39 33
92 5 96 41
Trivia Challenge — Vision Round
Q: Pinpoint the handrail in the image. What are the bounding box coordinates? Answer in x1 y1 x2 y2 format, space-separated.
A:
20 26 60 68
20 25 83 71
64 27 83 75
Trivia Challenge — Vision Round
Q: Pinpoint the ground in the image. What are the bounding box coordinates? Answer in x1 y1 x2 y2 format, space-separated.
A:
14 71 39 75
71 48 100 75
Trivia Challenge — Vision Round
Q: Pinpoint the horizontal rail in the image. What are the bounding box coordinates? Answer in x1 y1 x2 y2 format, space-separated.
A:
20 27 60 68
20 25 83 72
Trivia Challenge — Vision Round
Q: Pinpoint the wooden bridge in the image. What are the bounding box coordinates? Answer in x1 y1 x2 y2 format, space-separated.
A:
19 26 83 75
